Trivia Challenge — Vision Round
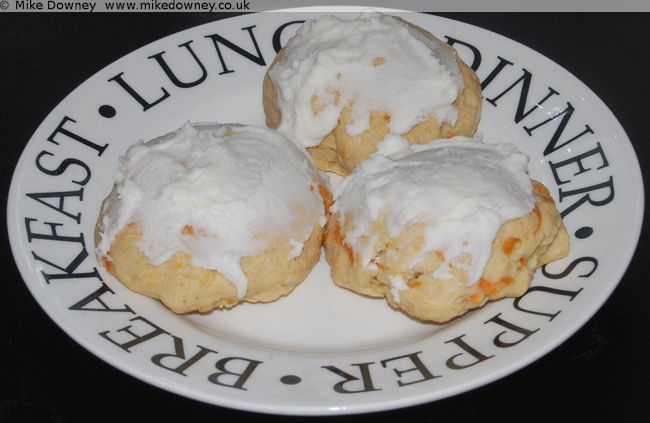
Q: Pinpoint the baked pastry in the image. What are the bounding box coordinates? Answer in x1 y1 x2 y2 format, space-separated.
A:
323 135 569 323
95 123 329 313
263 13 482 175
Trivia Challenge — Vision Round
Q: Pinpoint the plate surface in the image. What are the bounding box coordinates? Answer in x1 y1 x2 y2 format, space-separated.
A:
7 10 644 415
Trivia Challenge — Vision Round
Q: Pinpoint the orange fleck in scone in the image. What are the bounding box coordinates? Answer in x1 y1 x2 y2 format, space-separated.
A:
95 123 329 313
323 135 569 323
263 13 482 175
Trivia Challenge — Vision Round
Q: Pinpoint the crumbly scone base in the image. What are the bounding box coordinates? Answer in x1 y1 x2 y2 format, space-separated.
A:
262 18 483 176
323 181 569 323
101 222 323 314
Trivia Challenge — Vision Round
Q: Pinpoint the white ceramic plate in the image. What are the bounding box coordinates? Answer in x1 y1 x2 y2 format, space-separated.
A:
7 10 644 415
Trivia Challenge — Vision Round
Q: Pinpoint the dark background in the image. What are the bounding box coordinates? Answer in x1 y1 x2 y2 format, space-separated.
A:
1 12 648 423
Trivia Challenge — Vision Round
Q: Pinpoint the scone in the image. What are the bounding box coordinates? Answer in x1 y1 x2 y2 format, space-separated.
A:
323 135 569 323
263 13 482 175
95 123 329 313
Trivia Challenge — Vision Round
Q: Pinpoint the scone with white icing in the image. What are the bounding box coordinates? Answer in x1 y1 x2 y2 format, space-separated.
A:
263 13 482 175
323 135 569 323
95 123 329 314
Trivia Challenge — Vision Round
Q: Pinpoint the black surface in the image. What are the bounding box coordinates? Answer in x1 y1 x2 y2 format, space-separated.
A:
1 12 648 423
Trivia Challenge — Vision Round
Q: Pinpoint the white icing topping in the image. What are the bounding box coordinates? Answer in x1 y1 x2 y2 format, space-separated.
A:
270 13 463 147
332 135 535 286
96 123 327 297
389 274 407 303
